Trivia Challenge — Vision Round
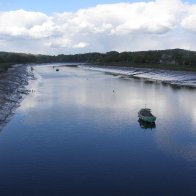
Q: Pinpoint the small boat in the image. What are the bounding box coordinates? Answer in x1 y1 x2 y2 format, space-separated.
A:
56 68 59 71
138 108 156 123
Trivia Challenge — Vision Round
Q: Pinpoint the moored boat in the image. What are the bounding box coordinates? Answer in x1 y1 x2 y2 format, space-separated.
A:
138 108 156 123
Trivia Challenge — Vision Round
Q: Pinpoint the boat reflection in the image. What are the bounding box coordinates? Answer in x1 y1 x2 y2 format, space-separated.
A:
138 119 156 129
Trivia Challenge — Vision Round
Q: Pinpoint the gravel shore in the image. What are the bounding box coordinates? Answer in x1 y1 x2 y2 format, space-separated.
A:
0 64 34 130
80 65 196 88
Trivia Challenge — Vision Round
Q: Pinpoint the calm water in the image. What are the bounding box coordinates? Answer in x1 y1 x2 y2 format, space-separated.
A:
0 64 196 196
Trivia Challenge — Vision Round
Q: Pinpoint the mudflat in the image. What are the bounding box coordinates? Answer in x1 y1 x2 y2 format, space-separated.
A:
0 64 33 130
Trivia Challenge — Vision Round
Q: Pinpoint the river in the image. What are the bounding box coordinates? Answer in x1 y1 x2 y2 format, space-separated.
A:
0 63 196 196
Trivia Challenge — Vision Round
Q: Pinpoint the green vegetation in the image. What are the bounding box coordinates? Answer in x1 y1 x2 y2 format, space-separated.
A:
0 63 13 72
0 49 196 72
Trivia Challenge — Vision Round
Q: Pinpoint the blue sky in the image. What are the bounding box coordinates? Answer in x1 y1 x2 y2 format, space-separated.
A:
0 0 194 13
1 0 142 13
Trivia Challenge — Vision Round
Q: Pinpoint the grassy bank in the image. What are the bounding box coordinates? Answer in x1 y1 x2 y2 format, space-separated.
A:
0 63 13 73
93 62 196 72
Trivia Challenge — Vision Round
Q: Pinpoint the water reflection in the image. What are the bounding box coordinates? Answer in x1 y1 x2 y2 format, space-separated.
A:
1 63 196 195
138 119 156 129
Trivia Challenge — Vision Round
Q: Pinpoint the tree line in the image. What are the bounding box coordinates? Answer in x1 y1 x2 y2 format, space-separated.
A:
0 49 196 66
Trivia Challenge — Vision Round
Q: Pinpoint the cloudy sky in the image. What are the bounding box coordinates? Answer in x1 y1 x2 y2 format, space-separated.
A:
0 0 196 54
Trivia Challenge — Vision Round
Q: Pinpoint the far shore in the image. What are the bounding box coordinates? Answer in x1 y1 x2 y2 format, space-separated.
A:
78 64 196 89
87 62 196 72
0 63 14 73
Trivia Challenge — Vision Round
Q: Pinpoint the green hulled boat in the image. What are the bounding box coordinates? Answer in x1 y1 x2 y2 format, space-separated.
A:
138 108 156 123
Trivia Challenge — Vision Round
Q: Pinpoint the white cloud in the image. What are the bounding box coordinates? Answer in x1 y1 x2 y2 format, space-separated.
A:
0 9 48 37
181 5 196 33
0 0 195 54
73 42 88 48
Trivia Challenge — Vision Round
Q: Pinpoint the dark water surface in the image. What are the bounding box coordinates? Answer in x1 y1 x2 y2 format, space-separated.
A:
0 64 196 196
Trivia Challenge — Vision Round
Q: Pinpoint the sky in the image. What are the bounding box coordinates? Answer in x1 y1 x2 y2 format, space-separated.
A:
0 0 196 54
1 0 151 13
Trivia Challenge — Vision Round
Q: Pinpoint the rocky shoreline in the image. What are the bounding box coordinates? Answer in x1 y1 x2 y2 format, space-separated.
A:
0 64 34 130
79 65 196 88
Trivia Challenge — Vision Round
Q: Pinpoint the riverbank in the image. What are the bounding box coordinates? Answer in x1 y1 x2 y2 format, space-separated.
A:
0 63 13 73
0 64 34 130
91 62 196 72
79 64 196 88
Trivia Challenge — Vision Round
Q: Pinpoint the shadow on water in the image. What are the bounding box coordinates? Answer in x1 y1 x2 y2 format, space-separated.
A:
138 119 156 129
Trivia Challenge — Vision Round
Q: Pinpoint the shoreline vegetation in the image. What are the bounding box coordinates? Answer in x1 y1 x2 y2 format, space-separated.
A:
0 48 196 72
0 63 14 73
